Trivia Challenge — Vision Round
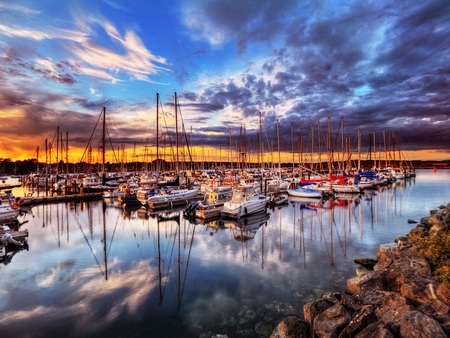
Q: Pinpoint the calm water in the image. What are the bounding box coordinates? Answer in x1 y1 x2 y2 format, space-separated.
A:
1 169 449 337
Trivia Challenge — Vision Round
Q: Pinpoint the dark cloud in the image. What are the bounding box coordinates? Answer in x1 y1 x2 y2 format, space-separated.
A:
182 0 450 155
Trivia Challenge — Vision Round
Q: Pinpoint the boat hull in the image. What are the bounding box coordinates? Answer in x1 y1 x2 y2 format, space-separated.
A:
287 187 323 198
221 196 269 218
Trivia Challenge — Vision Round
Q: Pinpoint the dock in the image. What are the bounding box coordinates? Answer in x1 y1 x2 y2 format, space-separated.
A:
28 193 104 205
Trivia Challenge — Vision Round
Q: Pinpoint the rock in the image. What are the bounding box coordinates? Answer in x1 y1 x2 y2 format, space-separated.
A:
269 316 309 338
407 227 427 241
312 304 352 338
373 258 392 272
407 219 418 224
350 291 386 307
347 269 387 294
429 223 446 238
303 297 337 331
353 322 395 338
385 248 432 294
437 283 450 304
337 306 376 338
377 243 399 261
400 278 437 305
420 216 434 228
353 256 378 270
400 310 447 338
373 292 414 334
376 304 415 335
417 299 450 335
395 236 409 244
380 291 411 308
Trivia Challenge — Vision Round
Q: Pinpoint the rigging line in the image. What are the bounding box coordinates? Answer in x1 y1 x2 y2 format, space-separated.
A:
75 215 105 278
126 218 148 261
78 108 104 163
318 213 333 264
176 96 194 165
160 224 178 300
330 209 346 257
159 101 176 162
106 210 121 258
178 223 196 309
105 126 119 164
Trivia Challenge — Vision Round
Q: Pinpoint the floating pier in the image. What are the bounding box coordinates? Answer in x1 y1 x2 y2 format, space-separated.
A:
27 192 104 205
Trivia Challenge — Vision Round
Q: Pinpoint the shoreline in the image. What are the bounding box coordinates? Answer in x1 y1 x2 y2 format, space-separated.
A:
268 202 450 338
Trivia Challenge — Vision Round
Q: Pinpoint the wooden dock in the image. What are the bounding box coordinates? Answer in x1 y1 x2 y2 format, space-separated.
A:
28 192 104 205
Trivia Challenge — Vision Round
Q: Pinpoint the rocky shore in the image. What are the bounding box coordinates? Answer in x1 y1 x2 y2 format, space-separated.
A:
268 202 450 338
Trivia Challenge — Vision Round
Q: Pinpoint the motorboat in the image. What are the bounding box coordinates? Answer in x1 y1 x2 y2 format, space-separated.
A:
146 189 204 209
287 186 323 198
0 196 21 222
221 185 270 218
268 193 289 206
184 185 233 219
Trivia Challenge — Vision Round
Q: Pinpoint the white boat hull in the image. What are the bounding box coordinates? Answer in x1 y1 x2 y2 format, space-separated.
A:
287 188 323 198
221 196 269 218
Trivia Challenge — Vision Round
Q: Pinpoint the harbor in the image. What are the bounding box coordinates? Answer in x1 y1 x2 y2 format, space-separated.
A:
0 169 448 337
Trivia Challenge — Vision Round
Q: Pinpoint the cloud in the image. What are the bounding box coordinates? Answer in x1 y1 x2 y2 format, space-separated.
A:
0 2 40 15
65 17 171 83
0 24 88 42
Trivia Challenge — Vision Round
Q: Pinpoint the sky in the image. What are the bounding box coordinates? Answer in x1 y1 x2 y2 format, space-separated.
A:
0 0 449 165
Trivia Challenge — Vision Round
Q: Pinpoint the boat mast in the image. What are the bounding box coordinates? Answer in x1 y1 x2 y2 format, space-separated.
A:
259 111 263 174
277 119 281 177
357 129 361 170
327 117 331 175
373 132 377 169
102 106 106 173
66 132 69 174
340 117 344 172
291 123 294 174
156 93 159 173
317 120 322 172
174 92 179 173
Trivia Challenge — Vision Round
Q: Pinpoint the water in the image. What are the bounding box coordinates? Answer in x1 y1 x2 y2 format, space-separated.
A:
1 169 449 337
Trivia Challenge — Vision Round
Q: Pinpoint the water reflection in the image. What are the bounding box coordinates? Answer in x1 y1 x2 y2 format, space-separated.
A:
0 170 448 337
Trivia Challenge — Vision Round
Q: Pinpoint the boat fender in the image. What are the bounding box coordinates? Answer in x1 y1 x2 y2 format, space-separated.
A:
27 193 33 197
244 207 248 215
12 202 19 209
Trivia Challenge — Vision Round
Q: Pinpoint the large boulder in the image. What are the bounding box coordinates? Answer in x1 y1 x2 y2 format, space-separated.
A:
312 303 352 338
353 322 395 338
377 243 399 261
270 316 310 338
337 306 377 338
385 247 432 292
303 294 340 333
347 267 387 293
399 310 447 338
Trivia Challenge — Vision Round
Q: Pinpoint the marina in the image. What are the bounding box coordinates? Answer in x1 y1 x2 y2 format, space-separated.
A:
0 169 449 337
